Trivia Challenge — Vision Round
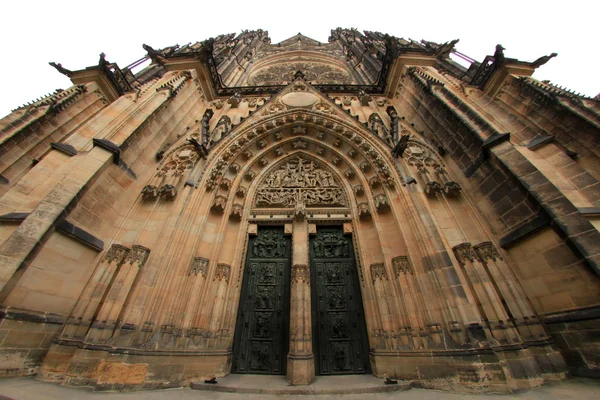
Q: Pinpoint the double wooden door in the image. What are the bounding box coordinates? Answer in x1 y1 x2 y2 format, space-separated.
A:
232 225 369 375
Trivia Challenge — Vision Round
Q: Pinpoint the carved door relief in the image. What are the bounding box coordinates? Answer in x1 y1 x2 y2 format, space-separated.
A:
310 227 370 375
232 226 291 374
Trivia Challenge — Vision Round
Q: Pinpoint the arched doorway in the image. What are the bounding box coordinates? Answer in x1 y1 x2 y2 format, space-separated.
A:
231 154 371 377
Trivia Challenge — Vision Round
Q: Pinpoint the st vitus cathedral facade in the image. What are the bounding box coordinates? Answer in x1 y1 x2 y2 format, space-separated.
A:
0 29 599 393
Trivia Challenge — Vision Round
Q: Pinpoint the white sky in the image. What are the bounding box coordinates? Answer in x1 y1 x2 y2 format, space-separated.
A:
1 0 598 117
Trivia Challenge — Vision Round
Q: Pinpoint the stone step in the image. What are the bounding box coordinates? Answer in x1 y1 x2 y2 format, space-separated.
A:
190 374 412 395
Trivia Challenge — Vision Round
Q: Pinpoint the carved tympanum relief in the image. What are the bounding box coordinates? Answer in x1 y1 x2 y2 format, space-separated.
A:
255 155 345 207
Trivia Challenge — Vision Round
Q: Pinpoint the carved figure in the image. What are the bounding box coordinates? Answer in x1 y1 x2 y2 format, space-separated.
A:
256 156 345 207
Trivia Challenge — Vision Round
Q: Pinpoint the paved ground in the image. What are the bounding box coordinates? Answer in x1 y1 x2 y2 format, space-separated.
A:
0 376 599 400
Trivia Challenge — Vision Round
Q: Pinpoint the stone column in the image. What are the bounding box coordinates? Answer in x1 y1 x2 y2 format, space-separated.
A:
287 221 314 385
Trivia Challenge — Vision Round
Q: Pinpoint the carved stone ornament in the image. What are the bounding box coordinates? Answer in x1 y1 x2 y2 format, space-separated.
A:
292 125 307 135
360 161 371 172
392 256 412 277
243 149 253 159
474 242 502 262
230 204 243 220
255 156 345 208
159 183 177 199
258 158 269 167
245 170 256 181
353 185 364 196
291 264 310 284
211 195 227 214
347 148 357 158
124 245 151 266
357 202 371 219
374 194 390 212
236 186 247 197
102 244 130 264
220 178 231 191
370 263 388 282
214 263 231 283
292 139 307 149
316 147 325 156
295 201 306 221
141 185 158 200
273 147 283 157
344 169 355 179
453 243 476 265
229 163 240 174
189 257 209 277
369 176 381 189
331 156 341 166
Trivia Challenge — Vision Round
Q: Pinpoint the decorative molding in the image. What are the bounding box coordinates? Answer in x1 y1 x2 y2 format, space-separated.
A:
474 242 502 262
189 257 209 277
370 263 388 282
214 263 231 283
102 244 130 264
453 243 476 265
124 245 151 266
353 185 364 196
291 264 310 284
392 256 412 277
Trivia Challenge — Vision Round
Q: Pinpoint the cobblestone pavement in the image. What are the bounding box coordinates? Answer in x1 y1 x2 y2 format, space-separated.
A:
0 377 599 400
